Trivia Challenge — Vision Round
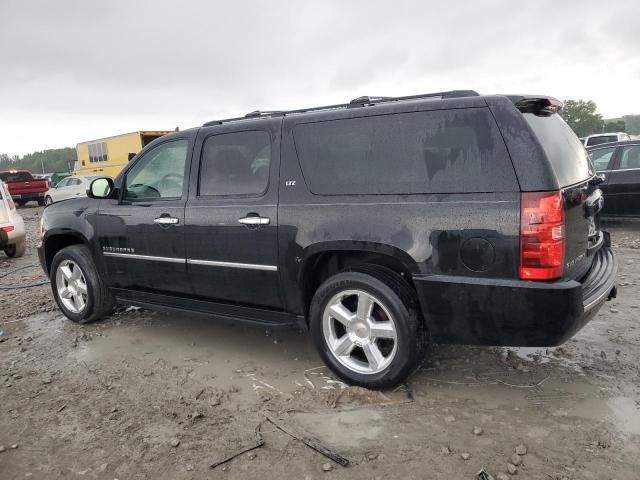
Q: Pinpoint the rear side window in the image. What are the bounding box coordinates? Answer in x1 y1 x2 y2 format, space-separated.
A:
199 131 271 196
524 114 592 186
293 108 516 195
619 145 640 170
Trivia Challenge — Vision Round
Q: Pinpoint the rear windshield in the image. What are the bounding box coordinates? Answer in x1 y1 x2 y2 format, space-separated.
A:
0 171 33 182
524 114 593 187
586 135 617 147
293 108 517 195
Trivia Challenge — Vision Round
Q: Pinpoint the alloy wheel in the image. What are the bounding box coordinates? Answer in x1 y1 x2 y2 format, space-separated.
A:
55 259 88 314
322 289 398 375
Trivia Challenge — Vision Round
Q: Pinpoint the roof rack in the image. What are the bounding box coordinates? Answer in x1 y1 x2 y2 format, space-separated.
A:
203 90 479 126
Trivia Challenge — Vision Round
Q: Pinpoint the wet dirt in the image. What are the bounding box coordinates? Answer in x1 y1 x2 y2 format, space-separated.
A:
1 207 639 479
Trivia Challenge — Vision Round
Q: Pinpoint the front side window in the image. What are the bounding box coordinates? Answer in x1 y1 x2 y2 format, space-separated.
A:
124 139 188 201
588 147 616 172
619 145 640 170
56 178 71 188
199 131 271 196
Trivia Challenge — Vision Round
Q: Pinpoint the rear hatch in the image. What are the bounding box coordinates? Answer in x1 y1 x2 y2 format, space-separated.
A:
523 111 604 281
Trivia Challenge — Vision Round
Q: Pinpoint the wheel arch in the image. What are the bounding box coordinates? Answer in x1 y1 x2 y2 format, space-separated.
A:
43 231 91 275
298 242 418 317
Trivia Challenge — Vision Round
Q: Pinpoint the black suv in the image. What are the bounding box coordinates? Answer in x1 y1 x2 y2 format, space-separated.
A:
38 91 618 389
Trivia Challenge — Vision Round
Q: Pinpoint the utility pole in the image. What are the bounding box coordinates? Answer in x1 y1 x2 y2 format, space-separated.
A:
41 157 45 174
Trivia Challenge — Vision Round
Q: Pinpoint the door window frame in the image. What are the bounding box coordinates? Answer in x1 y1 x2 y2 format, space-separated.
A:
117 136 193 205
588 146 619 173
617 144 640 171
196 129 273 199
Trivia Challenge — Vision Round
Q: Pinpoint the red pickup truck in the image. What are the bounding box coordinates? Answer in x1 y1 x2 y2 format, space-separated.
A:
0 170 49 206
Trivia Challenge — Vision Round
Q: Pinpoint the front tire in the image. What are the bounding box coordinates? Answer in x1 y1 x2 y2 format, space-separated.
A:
50 244 114 323
4 239 26 258
44 196 53 206
309 267 428 389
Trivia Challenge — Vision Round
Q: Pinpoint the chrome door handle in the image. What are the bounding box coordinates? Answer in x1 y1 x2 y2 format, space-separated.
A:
238 215 270 225
154 216 179 225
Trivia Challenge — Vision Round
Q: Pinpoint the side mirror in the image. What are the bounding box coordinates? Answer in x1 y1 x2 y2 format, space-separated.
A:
87 177 114 199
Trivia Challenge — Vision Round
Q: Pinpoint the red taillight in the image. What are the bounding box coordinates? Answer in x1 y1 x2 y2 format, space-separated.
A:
1 225 14 233
519 191 565 280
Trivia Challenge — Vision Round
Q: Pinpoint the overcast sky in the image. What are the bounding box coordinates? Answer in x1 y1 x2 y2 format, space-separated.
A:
1 0 638 156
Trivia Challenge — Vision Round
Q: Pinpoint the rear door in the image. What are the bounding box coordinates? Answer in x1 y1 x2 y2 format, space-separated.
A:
184 120 282 309
605 144 640 216
523 113 603 280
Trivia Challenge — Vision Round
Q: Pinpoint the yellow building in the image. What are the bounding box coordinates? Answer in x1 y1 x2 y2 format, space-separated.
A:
74 131 173 177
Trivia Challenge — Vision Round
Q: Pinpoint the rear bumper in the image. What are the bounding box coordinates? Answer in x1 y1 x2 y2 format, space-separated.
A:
10 191 45 201
413 245 617 346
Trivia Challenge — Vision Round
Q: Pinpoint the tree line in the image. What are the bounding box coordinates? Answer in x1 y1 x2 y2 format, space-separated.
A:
0 148 76 174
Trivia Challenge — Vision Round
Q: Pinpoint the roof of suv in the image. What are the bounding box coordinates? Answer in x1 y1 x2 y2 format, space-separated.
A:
203 90 484 126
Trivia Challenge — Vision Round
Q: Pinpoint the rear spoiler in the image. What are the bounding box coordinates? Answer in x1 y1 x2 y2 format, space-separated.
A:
506 95 563 117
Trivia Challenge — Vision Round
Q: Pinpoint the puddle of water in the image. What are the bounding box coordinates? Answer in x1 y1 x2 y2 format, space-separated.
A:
292 410 385 448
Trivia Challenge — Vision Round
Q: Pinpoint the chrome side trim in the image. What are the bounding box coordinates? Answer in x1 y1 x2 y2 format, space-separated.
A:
187 258 277 271
102 252 185 263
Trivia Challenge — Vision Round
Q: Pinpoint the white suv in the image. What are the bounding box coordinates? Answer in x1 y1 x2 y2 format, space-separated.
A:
583 132 631 147
0 181 26 257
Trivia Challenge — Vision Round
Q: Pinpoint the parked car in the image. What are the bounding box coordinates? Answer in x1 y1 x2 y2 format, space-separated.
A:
37 91 617 389
45 175 102 205
587 140 640 216
583 132 631 147
0 170 49 206
0 181 26 257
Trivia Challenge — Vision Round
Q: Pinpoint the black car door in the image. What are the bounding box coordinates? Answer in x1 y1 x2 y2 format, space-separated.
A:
604 144 640 216
588 145 618 215
184 120 282 309
94 133 195 295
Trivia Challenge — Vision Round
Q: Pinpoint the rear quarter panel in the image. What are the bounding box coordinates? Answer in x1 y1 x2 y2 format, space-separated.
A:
278 110 521 315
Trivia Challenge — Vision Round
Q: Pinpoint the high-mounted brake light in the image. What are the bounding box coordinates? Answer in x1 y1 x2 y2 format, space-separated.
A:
519 191 565 281
515 97 563 116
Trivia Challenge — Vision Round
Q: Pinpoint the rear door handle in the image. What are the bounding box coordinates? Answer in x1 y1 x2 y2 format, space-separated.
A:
154 216 179 225
238 215 270 226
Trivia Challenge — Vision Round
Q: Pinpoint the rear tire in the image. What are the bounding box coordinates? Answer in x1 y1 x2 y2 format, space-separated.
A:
50 244 115 323
16 201 26 207
309 266 428 389
4 239 26 258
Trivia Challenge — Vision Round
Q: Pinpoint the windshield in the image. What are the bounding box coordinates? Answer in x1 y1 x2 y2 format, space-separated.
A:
524 113 593 187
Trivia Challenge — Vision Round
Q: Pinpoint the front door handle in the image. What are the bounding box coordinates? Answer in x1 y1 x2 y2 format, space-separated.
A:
154 216 179 225
238 215 270 226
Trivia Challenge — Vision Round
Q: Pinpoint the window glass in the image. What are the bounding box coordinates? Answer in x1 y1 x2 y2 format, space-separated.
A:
56 178 71 188
89 142 108 163
586 135 617 147
125 139 188 200
588 147 616 172
524 113 592 186
293 108 516 195
199 131 271 196
619 145 640 170
0 171 32 182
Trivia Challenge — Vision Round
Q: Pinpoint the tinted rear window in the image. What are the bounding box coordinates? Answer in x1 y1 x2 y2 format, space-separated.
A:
0 171 33 182
586 135 617 146
293 108 516 195
524 114 592 187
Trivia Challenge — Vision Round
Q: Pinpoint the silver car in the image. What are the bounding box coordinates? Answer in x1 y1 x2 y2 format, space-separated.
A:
0 180 26 257
44 176 102 205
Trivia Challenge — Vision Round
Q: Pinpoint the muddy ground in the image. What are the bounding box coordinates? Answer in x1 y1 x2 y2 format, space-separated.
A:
1 206 639 480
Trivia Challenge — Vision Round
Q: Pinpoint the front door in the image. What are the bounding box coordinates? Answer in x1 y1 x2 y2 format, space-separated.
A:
95 135 193 295
185 122 282 309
